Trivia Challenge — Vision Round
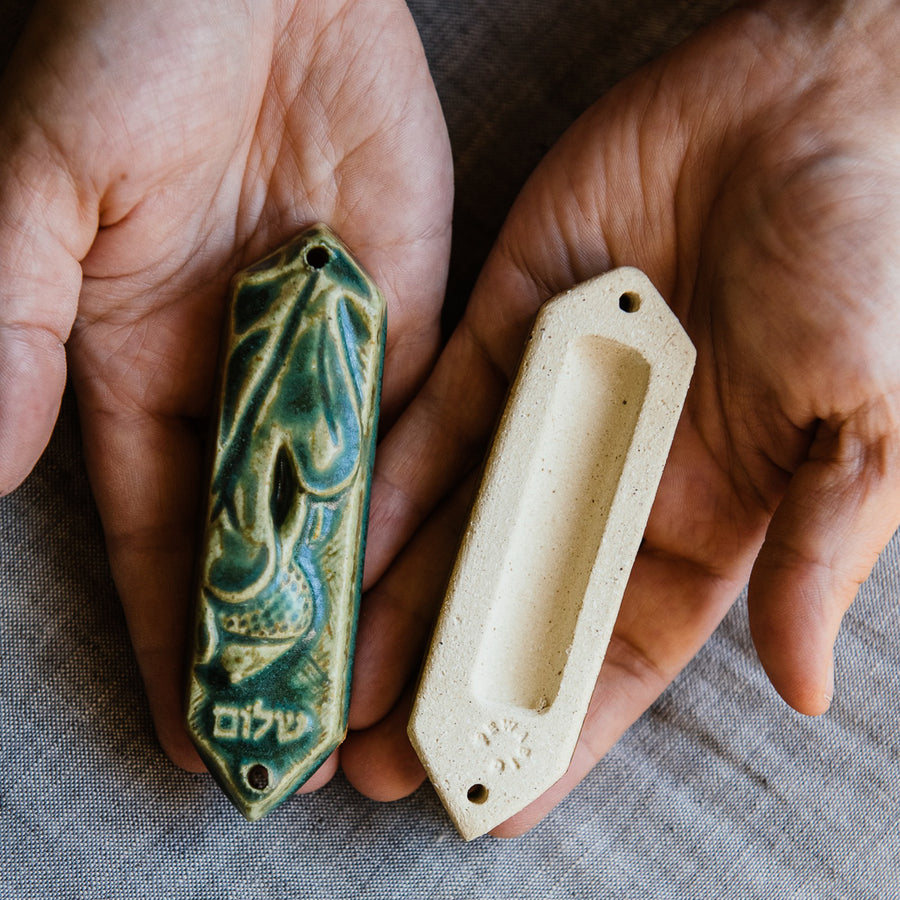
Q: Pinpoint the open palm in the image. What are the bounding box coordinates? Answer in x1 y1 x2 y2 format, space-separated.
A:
0 0 452 776
345 0 900 833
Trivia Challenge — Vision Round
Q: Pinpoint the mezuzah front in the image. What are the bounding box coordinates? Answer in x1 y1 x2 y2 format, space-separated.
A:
186 224 386 820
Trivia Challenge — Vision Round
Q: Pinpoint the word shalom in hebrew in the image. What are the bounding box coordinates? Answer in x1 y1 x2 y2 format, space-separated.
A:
212 700 309 744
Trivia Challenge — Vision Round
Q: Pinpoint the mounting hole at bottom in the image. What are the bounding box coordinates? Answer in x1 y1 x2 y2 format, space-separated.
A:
467 783 489 805
247 763 270 791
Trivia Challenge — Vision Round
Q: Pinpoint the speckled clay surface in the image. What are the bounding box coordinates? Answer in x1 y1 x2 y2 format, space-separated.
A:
409 268 695 840
186 225 386 820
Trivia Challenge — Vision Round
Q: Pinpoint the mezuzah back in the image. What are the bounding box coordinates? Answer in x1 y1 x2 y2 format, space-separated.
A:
408 268 694 839
186 225 386 820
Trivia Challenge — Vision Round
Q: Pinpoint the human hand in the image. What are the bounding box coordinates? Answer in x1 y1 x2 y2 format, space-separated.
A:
0 0 452 780
343 0 900 832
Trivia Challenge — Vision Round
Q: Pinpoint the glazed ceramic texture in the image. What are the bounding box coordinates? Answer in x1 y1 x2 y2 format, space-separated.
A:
186 225 386 820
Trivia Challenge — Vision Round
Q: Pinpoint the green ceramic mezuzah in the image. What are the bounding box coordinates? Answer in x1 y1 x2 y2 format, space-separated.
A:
186 224 386 820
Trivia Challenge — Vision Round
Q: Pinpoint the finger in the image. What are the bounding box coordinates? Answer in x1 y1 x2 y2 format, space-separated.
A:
491 543 750 837
748 410 900 715
351 472 477 730
362 319 510 588
0 130 96 492
75 402 206 772
296 750 339 794
342 683 425 801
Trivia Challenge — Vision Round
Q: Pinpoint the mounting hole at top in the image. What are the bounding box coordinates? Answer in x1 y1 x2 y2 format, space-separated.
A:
305 245 331 269
467 783 489 805
619 291 642 313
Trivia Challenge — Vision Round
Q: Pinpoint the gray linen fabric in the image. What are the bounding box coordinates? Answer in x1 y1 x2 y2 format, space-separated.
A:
2 0 899 897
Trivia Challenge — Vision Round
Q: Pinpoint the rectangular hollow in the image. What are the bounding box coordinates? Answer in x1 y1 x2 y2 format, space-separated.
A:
472 335 650 712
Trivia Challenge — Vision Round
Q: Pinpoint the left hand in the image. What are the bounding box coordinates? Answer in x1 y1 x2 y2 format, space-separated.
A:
0 0 452 780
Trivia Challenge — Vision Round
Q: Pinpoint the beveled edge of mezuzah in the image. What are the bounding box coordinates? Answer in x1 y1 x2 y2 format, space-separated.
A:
185 224 387 820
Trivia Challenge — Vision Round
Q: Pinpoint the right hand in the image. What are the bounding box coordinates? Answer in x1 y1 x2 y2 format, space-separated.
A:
344 0 900 832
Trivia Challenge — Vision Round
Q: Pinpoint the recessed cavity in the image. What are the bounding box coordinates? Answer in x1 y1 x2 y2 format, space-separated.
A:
247 763 270 791
619 291 641 313
467 783 489 805
473 336 650 712
305 245 330 269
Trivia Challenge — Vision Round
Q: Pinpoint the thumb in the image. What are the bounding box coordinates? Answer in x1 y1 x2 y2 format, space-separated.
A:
0 120 97 492
748 409 900 715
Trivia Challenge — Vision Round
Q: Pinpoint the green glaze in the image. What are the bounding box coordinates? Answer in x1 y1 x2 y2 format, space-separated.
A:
186 225 386 820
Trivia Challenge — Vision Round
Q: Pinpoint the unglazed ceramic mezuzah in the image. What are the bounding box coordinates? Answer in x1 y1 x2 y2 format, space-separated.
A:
409 268 695 840
186 225 385 820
